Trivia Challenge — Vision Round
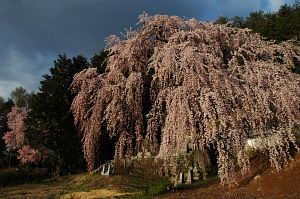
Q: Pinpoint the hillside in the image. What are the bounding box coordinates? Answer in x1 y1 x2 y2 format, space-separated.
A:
158 152 300 199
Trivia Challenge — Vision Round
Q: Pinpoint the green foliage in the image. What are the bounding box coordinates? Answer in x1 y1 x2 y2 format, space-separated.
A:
10 87 30 108
231 16 246 28
24 54 89 174
90 50 109 74
0 97 5 110
215 1 300 42
145 179 171 196
214 16 229 25
174 175 218 190
0 98 14 166
118 174 171 199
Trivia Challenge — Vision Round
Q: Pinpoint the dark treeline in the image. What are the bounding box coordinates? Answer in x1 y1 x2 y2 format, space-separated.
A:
214 1 300 42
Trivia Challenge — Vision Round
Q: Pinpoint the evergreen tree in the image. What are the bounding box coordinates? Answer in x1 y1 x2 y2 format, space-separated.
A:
214 2 300 42
231 16 245 28
90 50 109 74
25 54 89 174
0 98 14 167
213 16 229 25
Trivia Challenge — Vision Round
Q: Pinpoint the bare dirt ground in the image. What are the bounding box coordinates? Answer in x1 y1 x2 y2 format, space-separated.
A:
158 153 300 199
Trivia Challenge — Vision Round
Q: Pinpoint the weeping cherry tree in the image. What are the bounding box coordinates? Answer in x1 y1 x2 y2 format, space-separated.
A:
71 13 300 184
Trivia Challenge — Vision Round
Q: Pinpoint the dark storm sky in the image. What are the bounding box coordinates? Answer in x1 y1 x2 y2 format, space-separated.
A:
0 0 295 98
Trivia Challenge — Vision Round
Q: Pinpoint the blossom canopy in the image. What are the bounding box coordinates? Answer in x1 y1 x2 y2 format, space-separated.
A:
71 13 300 183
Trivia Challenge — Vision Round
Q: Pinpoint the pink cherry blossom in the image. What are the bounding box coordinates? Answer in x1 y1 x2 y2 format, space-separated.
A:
17 145 41 164
2 106 27 150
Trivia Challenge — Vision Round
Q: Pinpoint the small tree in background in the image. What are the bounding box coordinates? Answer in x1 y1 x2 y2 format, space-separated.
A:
1 86 41 167
2 106 40 166
10 86 30 108
3 106 27 150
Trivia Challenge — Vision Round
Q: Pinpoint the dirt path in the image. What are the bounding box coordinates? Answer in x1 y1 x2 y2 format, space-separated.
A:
158 154 300 199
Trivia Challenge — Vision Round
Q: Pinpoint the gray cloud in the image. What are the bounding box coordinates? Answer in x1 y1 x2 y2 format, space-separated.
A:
0 0 294 98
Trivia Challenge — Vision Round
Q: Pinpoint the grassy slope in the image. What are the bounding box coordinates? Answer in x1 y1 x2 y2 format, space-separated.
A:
0 172 171 199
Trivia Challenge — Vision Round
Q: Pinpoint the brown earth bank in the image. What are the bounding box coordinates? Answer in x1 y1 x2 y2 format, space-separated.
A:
158 153 300 199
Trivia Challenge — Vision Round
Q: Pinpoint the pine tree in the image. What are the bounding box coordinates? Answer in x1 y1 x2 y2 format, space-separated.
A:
25 54 89 174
